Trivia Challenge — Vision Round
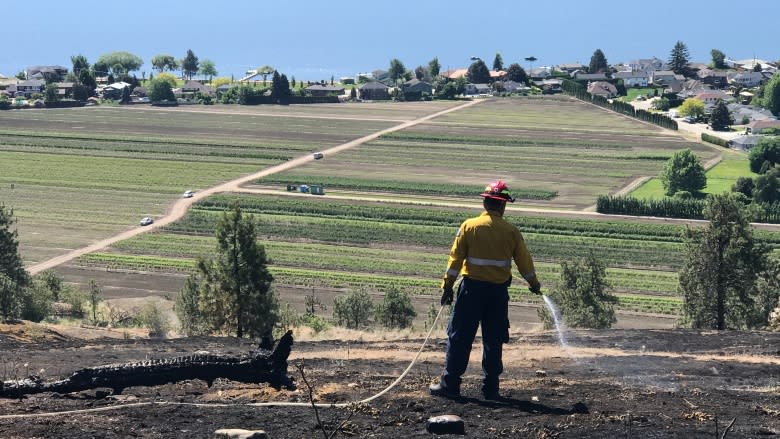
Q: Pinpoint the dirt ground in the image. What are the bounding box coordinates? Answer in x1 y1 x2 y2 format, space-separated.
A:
1 322 779 438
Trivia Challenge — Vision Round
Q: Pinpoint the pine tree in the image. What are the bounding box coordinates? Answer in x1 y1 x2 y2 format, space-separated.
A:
492 52 504 71
709 100 733 131
669 41 691 76
193 202 277 339
589 49 608 73
680 194 773 329
539 254 617 329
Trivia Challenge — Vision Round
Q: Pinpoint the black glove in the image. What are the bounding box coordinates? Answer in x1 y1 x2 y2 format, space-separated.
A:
529 283 542 296
440 286 454 306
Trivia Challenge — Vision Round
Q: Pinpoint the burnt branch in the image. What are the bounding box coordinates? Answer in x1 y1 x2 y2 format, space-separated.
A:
0 331 294 398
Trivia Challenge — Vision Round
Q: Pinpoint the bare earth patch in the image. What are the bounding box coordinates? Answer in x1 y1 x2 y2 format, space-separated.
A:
1 324 778 438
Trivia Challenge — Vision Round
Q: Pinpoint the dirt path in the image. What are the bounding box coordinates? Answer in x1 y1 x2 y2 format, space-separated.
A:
27 100 482 275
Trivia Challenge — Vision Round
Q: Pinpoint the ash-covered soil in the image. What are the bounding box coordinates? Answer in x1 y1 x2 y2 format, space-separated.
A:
1 324 779 438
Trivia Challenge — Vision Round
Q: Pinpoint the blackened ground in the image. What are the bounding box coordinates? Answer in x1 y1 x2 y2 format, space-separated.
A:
1 327 779 438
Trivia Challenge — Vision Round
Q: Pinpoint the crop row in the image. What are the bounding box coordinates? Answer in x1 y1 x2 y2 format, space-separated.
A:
102 230 681 295
257 175 557 200
76 252 682 315
194 194 780 246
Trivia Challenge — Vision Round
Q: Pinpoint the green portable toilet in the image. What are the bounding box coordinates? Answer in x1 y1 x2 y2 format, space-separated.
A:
310 184 325 195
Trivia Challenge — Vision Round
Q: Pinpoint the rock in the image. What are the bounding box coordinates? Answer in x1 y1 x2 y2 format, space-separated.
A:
214 428 268 439
426 414 465 435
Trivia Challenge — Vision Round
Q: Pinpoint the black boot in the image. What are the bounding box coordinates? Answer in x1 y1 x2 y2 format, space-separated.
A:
429 381 460 398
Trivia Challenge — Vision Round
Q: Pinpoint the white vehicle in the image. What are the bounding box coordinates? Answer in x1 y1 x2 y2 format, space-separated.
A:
313 152 324 160
183 190 194 198
140 217 154 226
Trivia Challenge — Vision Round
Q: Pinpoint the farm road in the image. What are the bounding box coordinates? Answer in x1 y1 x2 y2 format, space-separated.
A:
26 99 482 275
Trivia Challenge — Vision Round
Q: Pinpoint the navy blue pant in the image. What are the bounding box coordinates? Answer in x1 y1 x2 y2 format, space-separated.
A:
441 277 510 392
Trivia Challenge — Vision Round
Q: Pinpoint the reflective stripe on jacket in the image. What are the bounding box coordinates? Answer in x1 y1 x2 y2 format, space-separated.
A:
441 211 537 289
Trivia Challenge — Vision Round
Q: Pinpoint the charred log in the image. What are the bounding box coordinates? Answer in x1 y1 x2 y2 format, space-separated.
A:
0 331 294 398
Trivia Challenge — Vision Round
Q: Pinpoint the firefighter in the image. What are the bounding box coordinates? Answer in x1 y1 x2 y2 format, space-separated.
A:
430 180 542 400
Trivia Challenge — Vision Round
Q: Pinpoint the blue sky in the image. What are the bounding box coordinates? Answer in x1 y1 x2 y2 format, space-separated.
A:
1 0 777 81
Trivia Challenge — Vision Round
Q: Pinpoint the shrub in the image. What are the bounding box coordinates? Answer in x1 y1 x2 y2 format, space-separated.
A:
333 288 374 329
137 302 170 338
539 254 617 329
20 282 53 322
375 286 416 329
301 314 330 333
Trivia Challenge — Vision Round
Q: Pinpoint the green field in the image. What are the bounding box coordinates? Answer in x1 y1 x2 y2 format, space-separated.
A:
630 155 756 199
3 97 766 318
0 105 408 262
71 192 780 315
259 97 719 209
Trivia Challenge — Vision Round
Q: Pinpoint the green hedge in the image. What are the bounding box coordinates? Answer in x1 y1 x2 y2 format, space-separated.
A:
701 133 730 147
596 195 706 219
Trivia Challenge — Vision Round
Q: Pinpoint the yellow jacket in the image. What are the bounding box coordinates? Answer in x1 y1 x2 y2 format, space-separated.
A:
441 211 539 290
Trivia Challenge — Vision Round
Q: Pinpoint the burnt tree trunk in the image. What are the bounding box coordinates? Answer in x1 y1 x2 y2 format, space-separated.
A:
0 331 294 398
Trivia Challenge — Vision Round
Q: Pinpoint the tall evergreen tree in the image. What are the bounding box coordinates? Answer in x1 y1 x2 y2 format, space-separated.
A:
0 204 28 290
492 52 504 71
196 202 277 339
589 49 608 73
709 100 734 131
70 54 89 75
680 194 773 329
388 58 406 85
428 57 441 78
182 49 199 80
669 41 691 76
540 254 617 329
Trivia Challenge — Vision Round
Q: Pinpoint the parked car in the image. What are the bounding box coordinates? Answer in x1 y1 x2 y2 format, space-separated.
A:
140 217 154 226
183 190 194 198
684 116 696 123
313 152 324 160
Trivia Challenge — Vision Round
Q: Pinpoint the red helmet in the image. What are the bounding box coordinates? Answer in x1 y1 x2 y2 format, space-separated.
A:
480 180 515 203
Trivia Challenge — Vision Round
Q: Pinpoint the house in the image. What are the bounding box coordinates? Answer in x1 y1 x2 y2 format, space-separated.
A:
371 69 390 82
216 84 232 95
587 81 618 98
181 80 214 96
556 63 585 74
629 57 667 73
54 82 74 97
464 83 491 96
101 81 132 99
729 71 766 88
693 90 731 105
527 67 552 79
358 81 390 100
401 79 432 95
25 65 68 80
729 135 761 151
650 70 681 85
500 80 531 94
696 69 729 89
532 78 563 93
14 79 45 97
305 84 345 97
676 80 711 98
728 104 776 124
613 71 649 87
573 72 608 81
489 70 507 80
745 120 780 134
